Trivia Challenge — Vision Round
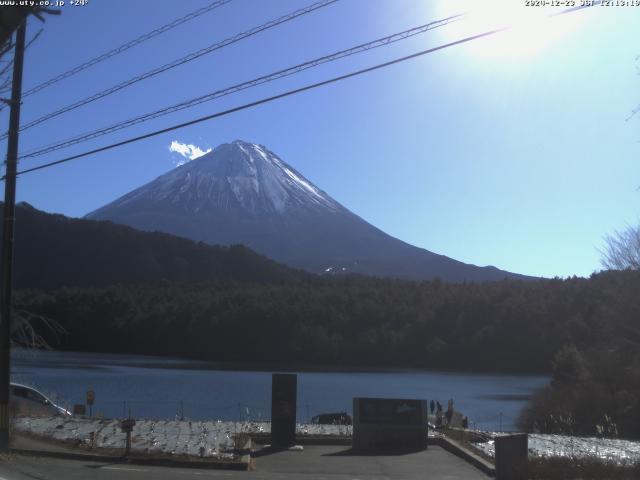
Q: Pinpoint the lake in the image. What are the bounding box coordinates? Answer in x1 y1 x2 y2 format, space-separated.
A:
11 349 549 431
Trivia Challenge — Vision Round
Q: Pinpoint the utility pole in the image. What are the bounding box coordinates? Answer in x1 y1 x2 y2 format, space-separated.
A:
0 19 26 452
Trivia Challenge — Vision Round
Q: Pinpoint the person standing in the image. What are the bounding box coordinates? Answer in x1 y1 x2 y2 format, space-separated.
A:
445 398 453 425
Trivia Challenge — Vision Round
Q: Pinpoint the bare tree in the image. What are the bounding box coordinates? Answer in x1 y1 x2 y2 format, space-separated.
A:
604 56 640 271
0 5 56 101
601 224 640 270
12 310 65 349
0 28 41 96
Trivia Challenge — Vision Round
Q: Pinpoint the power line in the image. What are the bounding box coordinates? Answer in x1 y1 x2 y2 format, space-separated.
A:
2 0 339 138
8 28 538 176
20 13 463 160
17 0 232 101
12 2 596 178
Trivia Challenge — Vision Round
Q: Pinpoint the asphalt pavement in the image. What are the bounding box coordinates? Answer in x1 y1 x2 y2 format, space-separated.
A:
0 444 490 479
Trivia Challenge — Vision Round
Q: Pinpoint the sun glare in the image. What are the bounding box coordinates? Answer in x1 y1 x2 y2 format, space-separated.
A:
435 0 588 59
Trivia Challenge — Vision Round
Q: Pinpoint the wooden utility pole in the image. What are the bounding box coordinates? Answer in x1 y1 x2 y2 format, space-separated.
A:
0 18 26 451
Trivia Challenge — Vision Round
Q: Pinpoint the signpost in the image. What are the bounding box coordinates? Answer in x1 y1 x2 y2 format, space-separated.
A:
86 389 95 417
120 418 136 456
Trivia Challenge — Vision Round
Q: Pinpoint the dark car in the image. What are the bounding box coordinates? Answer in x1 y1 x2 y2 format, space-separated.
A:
311 412 352 425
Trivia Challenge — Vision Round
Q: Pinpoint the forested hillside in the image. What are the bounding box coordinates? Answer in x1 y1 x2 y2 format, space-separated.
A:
15 270 639 374
11 202 308 289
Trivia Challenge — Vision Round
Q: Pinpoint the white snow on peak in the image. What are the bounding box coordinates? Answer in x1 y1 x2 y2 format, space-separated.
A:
236 144 254 164
252 144 270 161
223 140 338 213
282 164 326 201
101 140 340 216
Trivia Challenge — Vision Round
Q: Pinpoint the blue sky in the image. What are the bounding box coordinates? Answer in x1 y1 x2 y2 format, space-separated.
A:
3 0 639 278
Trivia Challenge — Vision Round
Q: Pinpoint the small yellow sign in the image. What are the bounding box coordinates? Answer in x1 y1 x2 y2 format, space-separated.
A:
86 389 95 405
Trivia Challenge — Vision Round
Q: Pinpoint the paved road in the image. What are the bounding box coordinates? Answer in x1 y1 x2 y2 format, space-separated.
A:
0 445 489 479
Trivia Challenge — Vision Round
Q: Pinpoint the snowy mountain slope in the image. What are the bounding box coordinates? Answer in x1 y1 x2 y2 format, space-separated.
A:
101 141 339 216
86 140 528 282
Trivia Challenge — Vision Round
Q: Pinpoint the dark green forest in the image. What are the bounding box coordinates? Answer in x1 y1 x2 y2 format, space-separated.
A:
16 271 639 373
15 270 640 437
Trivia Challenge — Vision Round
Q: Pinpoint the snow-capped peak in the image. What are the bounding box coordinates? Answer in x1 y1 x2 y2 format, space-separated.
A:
98 140 340 215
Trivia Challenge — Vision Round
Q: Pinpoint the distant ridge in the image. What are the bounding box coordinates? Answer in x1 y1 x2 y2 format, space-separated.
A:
86 140 530 282
12 202 307 290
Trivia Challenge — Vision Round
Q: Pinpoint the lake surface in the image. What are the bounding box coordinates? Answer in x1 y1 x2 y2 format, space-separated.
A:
11 349 549 431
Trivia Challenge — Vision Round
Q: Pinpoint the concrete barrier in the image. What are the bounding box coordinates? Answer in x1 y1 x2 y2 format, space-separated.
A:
432 435 496 477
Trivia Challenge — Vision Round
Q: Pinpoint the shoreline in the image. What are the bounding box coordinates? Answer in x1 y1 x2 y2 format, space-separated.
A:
12 348 552 377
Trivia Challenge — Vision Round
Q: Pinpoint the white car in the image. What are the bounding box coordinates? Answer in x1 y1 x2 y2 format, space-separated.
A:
10 383 71 417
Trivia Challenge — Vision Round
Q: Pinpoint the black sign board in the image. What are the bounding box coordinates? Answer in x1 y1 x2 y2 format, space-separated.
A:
353 397 428 451
120 418 136 433
271 373 297 447
72 404 86 416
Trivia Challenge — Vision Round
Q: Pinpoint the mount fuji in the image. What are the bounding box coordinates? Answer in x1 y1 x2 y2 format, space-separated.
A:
86 140 527 282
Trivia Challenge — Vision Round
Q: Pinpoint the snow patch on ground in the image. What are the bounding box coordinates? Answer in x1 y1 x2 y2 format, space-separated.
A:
15 417 241 459
472 433 640 463
13 417 351 459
